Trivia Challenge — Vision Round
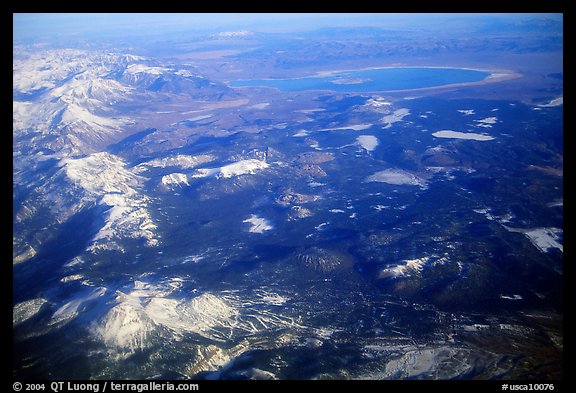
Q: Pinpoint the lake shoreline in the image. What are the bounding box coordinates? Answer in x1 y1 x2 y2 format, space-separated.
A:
229 66 522 94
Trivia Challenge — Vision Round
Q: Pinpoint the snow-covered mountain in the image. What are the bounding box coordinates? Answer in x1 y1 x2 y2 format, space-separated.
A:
91 281 301 364
13 49 229 156
159 173 190 191
14 276 302 366
118 63 227 98
13 151 159 262
13 48 231 263
14 50 136 155
191 159 270 179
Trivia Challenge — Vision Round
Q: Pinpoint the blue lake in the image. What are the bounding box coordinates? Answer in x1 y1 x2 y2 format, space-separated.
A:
229 67 491 92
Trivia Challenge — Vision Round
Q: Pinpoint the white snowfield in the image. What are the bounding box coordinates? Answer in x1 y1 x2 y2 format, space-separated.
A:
366 97 393 107
505 226 563 254
250 102 270 110
145 294 237 337
537 96 563 107
432 130 495 141
382 108 411 128
134 154 216 173
320 124 373 131
243 215 273 233
365 169 427 188
191 159 269 179
216 30 253 38
161 173 190 189
292 129 310 137
379 257 428 279
58 152 141 195
500 294 523 300
474 117 498 128
124 63 169 75
13 48 96 92
183 114 214 122
458 109 475 116
356 135 379 151
94 293 156 353
51 287 108 326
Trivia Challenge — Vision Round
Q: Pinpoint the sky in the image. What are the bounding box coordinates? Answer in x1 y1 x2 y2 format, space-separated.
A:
13 13 563 44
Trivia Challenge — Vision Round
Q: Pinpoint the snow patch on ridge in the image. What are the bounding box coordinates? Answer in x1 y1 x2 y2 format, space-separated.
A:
379 257 429 279
161 173 190 190
243 215 273 233
191 159 269 179
382 108 410 128
135 154 216 172
432 130 494 141
537 96 563 107
505 226 563 254
365 169 427 188
474 117 498 128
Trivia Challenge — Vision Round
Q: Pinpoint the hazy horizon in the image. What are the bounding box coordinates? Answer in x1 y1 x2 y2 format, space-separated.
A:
14 13 562 44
